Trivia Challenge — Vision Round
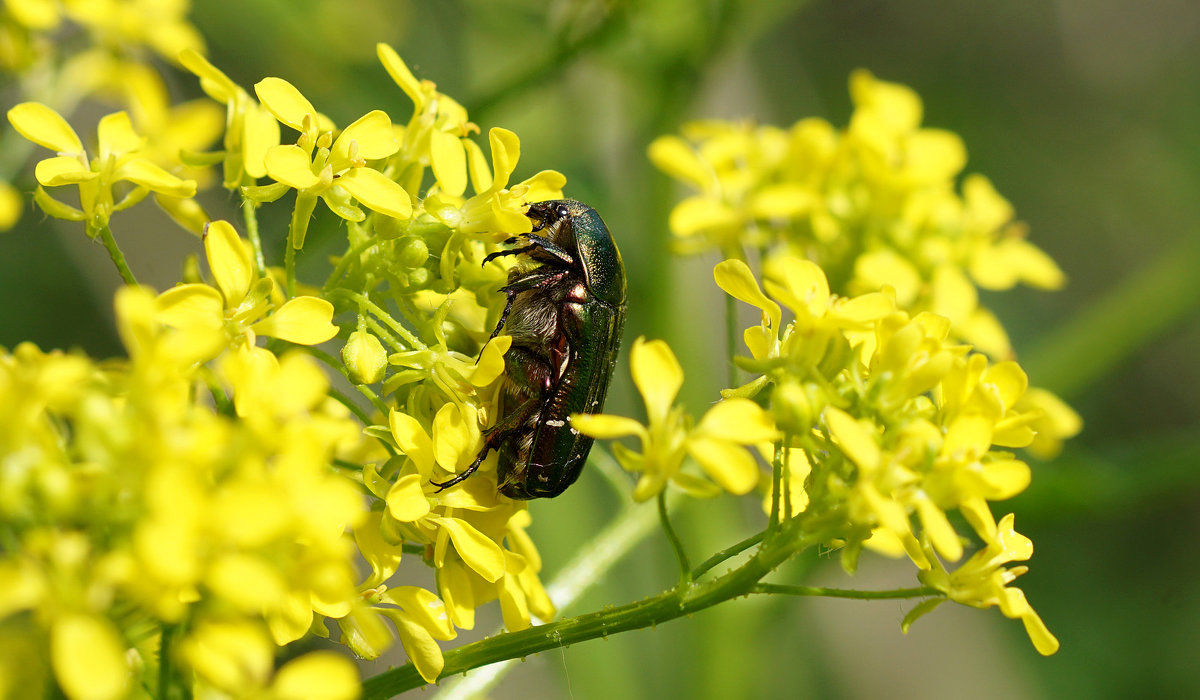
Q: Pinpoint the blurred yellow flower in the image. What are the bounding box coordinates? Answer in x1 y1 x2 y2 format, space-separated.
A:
6 103 196 234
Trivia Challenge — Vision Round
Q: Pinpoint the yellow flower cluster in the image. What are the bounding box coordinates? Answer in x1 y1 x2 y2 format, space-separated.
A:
717 254 1058 654
4 12 565 686
649 70 1065 360
0 288 363 699
1 0 219 233
577 72 1078 657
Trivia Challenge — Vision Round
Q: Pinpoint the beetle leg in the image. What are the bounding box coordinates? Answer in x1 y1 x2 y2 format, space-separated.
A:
482 233 574 268
429 403 530 491
483 243 539 266
520 233 575 266
431 351 549 492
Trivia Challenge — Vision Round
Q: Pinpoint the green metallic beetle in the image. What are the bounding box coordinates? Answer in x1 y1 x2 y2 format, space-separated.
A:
432 200 626 499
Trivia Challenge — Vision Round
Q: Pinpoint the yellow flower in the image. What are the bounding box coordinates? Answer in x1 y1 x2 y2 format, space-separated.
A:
62 0 205 66
652 71 1068 362
255 76 412 246
0 181 23 231
155 220 337 352
179 48 282 189
377 42 479 197
6 103 196 234
573 337 778 501
915 513 1060 655
423 126 566 239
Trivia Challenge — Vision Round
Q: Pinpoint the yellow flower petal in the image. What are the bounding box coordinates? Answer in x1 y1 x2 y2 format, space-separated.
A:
255 77 317 132
749 183 813 219
51 613 129 700
764 256 831 319
905 129 966 183
204 220 253 305
433 403 478 471
7 102 83 153
695 398 779 443
392 613 444 683
648 135 712 189
330 110 398 168
824 406 881 470
630 337 683 424
113 159 197 198
686 436 760 494
251 297 337 344
438 560 476 630
669 196 739 237
570 413 645 439
850 69 922 134
930 265 977 324
0 181 23 230
179 49 238 103
182 622 272 691
430 516 505 583
384 586 455 640
271 652 359 700
8 0 60 29
34 156 95 187
243 104 281 179
916 498 962 561
714 259 781 331
207 553 287 612
336 167 413 219
389 410 434 476
430 130 468 197
518 169 567 202
377 43 425 111
464 137 491 193
264 144 320 189
854 248 921 307
155 283 224 330
485 127 520 192
469 335 511 386
96 111 142 158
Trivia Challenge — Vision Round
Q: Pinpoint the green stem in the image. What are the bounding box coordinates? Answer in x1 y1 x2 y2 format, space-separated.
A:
328 289 424 350
325 231 383 293
241 196 266 277
94 223 137 285
158 624 175 700
691 530 764 580
768 440 783 537
751 583 939 600
362 315 407 354
725 291 739 390
284 235 297 298
362 516 815 699
658 489 692 584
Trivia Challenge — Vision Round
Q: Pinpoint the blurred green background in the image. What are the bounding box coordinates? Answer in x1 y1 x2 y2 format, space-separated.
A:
4 1 1199 698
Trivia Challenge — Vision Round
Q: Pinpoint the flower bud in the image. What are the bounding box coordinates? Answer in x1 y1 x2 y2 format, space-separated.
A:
772 379 813 435
397 236 429 268
342 330 387 384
